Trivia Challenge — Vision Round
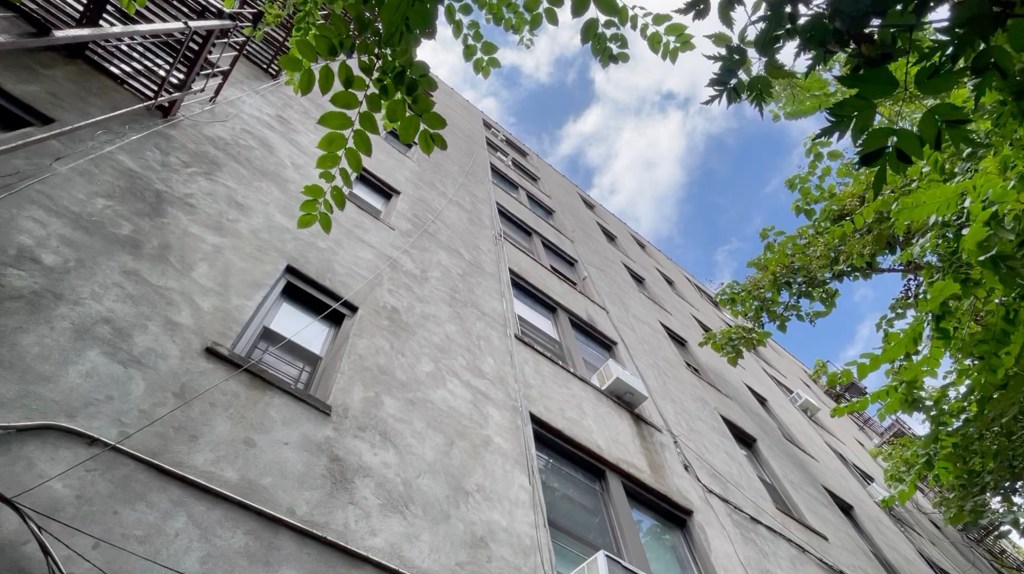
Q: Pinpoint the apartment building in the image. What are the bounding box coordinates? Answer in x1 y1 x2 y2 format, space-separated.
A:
0 3 1011 573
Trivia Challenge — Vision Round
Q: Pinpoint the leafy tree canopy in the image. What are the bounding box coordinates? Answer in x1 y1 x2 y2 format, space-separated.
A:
162 0 1022 529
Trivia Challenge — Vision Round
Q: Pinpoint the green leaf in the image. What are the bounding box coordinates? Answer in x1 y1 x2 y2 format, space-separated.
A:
344 147 363 174
398 115 420 144
294 38 317 62
593 0 618 17
837 66 900 100
705 32 731 48
297 68 315 96
544 6 559 25
894 129 923 161
914 65 963 96
318 212 332 234
365 92 382 113
718 0 736 29
318 65 334 96
330 91 360 109
317 131 348 153
318 111 354 131
337 62 354 90
570 0 590 19
300 198 320 213
480 41 499 56
297 213 318 229
651 13 672 26
316 153 341 170
302 184 326 199
664 22 686 36
646 31 663 53
386 98 407 123
418 129 436 154
330 185 347 210
352 129 373 156
422 111 447 130
581 17 600 43
431 131 449 151
279 54 304 73
524 0 542 12
462 43 478 62
359 111 379 135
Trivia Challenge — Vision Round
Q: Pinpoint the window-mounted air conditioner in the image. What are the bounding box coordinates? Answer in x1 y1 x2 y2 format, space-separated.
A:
489 127 507 142
571 550 646 574
789 390 821 418
866 482 891 503
591 360 648 410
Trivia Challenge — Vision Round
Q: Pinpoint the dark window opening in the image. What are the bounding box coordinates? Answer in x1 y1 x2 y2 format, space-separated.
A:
0 87 53 133
827 490 899 574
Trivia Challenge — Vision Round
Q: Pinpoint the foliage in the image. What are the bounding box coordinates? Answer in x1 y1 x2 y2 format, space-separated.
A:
227 0 1023 529
703 30 1024 530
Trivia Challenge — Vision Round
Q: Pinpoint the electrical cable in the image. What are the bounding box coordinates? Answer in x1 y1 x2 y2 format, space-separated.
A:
18 502 184 573
10 144 482 503
37 525 112 574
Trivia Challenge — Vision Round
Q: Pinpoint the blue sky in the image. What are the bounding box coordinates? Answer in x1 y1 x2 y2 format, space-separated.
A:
421 14 897 383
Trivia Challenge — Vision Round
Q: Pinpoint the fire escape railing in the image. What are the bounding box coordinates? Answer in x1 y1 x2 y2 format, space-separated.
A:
0 0 264 117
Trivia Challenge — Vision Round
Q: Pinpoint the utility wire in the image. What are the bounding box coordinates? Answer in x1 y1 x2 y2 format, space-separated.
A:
38 525 111 574
19 502 184 574
12 145 482 501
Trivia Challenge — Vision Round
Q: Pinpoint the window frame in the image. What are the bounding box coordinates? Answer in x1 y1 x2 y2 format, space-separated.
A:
724 419 804 520
534 426 707 574
499 208 580 286
826 489 900 574
658 270 684 299
483 119 532 162
383 129 414 153
512 277 616 378
231 267 357 406
580 195 597 211
624 265 656 302
492 164 557 226
747 385 809 454
0 86 54 133
348 171 399 221
598 223 627 256
687 277 721 309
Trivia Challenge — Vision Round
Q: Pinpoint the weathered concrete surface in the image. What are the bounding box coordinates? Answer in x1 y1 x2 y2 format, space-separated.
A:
0 32 995 574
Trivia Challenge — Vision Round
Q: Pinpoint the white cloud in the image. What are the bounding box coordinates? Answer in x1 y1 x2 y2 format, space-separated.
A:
840 313 881 363
419 29 508 123
852 285 875 305
500 12 585 85
712 237 743 285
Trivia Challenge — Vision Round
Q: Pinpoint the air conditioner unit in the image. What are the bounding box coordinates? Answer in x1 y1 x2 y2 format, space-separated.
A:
488 127 506 142
571 550 646 574
789 390 821 418
591 360 648 410
866 482 891 503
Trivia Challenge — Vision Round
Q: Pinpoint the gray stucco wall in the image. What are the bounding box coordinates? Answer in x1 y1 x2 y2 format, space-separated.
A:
0 33 995 574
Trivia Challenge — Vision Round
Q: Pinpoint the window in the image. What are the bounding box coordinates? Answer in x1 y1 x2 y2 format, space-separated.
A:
726 421 800 517
512 279 616 378
748 386 803 449
826 490 899 574
483 119 530 160
232 268 354 403
0 87 53 133
658 271 683 298
920 553 952 574
827 445 875 486
581 195 596 211
499 210 579 286
349 174 396 219
527 194 555 224
633 236 647 252
598 223 626 255
665 326 721 393
492 167 521 197
687 278 720 309
384 129 413 152
535 431 705 574
692 316 712 334
625 266 653 299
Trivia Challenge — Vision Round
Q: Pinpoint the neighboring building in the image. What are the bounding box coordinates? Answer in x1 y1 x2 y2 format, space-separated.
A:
0 3 1011 573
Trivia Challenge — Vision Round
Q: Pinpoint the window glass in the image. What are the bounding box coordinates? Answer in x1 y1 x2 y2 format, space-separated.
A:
574 324 613 378
492 167 519 196
629 499 702 574
351 178 391 214
267 298 332 353
628 269 649 295
545 245 578 284
536 443 616 573
528 195 555 222
499 212 535 254
513 284 559 340
734 439 794 513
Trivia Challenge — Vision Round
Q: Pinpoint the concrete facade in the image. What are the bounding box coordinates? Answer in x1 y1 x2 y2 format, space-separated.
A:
0 29 1003 574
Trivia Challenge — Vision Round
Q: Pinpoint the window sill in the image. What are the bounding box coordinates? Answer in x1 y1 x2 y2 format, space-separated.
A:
503 238 607 311
513 333 663 433
205 342 332 415
776 506 829 541
784 436 818 461
642 292 672 315
347 196 396 230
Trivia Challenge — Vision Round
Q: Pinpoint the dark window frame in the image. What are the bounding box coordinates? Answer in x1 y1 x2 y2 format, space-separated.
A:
0 86 54 133
624 265 654 300
664 325 724 394
534 426 707 574
512 277 616 379
687 277 721 309
580 195 597 211
658 270 684 298
493 164 557 226
826 489 900 574
231 267 357 405
747 385 809 454
598 223 627 256
692 316 713 334
724 419 804 520
483 119 531 162
499 209 579 286
348 171 399 221
383 129 414 153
